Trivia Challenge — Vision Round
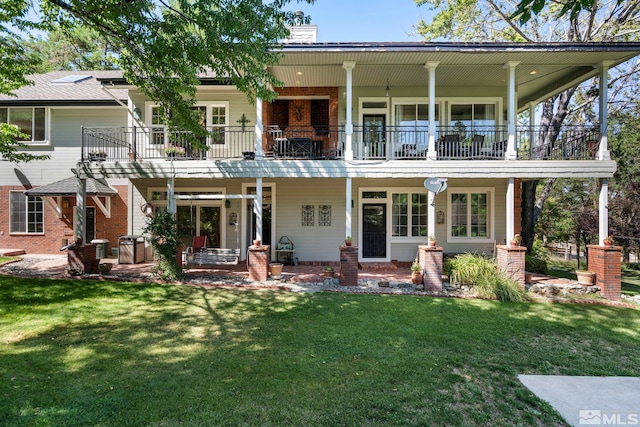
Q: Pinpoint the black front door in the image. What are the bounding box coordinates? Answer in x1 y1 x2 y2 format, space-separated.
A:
362 204 386 258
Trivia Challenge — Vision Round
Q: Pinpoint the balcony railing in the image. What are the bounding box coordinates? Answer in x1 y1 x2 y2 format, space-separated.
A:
81 124 601 163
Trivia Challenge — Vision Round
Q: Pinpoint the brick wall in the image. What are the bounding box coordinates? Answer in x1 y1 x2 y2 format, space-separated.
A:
248 245 270 281
339 245 358 286
0 184 128 254
419 245 443 292
263 87 340 152
496 244 526 289
514 178 522 236
587 245 622 300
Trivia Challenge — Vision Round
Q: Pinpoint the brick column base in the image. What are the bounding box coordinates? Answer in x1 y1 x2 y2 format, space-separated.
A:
419 244 443 292
248 245 270 281
588 245 621 300
67 244 98 275
339 245 358 286
496 245 526 289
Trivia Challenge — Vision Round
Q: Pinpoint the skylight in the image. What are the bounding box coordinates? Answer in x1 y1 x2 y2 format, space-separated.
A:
51 75 92 84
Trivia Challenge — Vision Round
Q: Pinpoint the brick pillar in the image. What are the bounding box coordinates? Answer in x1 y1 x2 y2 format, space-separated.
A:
67 244 98 275
496 244 526 289
248 245 270 281
588 245 621 300
419 244 443 292
339 245 358 286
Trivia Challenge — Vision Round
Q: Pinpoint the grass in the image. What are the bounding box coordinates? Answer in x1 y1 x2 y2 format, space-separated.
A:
2 276 640 426
0 256 18 264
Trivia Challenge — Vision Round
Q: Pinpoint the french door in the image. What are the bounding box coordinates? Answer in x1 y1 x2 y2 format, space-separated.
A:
176 205 221 248
363 114 386 158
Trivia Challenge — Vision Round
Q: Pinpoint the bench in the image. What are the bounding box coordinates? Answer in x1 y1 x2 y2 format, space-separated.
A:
187 248 240 266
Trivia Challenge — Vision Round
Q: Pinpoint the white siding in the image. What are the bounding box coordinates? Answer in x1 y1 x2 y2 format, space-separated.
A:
0 107 127 186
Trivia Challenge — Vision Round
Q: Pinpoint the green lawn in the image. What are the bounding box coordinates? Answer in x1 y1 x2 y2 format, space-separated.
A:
1 276 639 426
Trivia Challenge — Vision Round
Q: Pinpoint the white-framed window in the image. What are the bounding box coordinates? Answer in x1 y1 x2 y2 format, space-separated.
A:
392 192 428 238
447 188 494 242
10 191 44 234
0 107 47 144
146 102 229 146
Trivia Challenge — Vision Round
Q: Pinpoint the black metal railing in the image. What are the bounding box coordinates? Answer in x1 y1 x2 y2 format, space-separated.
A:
82 126 256 162
516 125 600 160
82 124 601 163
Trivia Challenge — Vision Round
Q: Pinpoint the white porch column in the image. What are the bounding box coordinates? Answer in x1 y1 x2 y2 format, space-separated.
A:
504 62 520 160
167 176 176 215
506 177 515 242
346 177 352 240
599 178 609 245
425 61 439 160
75 176 87 242
428 191 436 240
597 62 613 161
255 98 264 158
343 61 356 161
255 177 263 241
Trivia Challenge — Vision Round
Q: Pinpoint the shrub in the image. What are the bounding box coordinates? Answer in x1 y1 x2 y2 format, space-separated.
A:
525 255 549 275
143 208 184 281
449 253 527 302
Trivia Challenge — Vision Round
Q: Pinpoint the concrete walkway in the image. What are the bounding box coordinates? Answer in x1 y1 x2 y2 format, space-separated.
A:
519 375 640 426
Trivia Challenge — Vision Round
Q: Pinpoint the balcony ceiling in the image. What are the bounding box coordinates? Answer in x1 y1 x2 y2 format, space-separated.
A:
268 42 640 109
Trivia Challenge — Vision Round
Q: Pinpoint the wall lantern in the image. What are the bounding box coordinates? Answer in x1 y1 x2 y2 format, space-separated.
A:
437 210 445 224
229 212 237 225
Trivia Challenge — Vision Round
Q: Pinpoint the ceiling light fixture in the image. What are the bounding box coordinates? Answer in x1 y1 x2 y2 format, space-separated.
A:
385 79 390 97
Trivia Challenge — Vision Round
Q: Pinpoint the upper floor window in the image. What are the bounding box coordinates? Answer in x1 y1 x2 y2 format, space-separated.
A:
394 102 439 149
10 191 44 234
148 104 227 145
0 107 46 143
450 103 497 131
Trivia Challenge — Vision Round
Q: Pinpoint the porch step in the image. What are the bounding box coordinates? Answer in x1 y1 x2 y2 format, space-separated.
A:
0 248 26 256
359 262 397 272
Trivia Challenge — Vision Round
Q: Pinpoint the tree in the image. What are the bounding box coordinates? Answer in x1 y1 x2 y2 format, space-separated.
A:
1 0 313 155
415 0 640 252
25 27 118 72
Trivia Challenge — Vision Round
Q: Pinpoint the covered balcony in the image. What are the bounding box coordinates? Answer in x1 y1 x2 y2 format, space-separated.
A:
81 124 601 163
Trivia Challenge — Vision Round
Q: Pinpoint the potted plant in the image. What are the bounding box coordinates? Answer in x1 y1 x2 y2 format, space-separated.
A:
576 270 595 286
410 258 423 284
428 234 437 247
603 235 614 247
510 234 522 247
165 145 186 158
323 266 335 278
88 150 107 161
345 236 353 246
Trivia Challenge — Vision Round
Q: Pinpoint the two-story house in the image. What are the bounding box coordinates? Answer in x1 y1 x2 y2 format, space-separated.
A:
2 26 639 268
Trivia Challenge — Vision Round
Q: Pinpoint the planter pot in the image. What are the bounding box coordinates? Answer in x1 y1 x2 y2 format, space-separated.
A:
345 241 352 247
323 270 335 278
429 241 437 247
510 240 521 247
253 240 261 247
269 263 283 278
411 271 423 285
576 270 595 286
98 263 112 273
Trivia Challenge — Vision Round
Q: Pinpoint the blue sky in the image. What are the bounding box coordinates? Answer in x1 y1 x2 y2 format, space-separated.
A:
298 0 428 42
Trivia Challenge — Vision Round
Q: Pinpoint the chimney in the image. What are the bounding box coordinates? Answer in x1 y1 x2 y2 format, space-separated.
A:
283 10 318 43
